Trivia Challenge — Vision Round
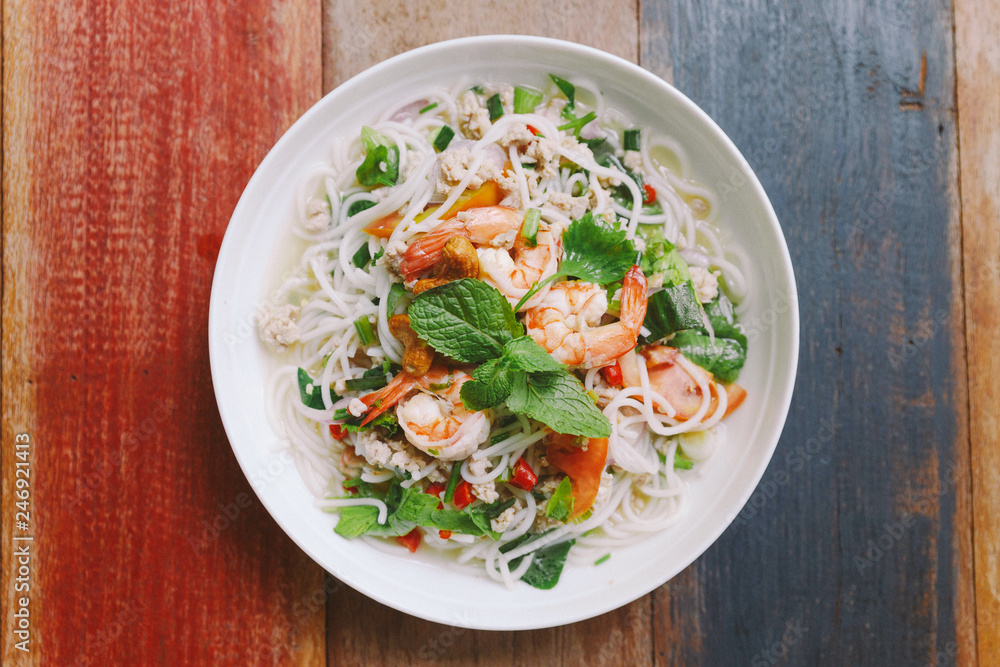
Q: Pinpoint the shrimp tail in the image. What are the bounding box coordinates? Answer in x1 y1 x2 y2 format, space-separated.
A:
400 219 466 280
619 265 649 331
360 373 418 425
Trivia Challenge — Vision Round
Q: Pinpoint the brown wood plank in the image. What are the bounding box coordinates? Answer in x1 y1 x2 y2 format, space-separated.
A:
1 0 326 664
322 0 638 89
319 6 648 663
956 0 1000 662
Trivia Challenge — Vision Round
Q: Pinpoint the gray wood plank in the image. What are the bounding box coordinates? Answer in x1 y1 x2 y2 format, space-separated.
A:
641 0 974 664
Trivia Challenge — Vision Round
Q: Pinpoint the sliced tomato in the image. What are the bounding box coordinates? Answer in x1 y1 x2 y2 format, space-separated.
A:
396 528 421 553
438 530 452 540
723 383 747 417
363 212 404 238
413 181 503 223
642 183 657 205
545 434 609 521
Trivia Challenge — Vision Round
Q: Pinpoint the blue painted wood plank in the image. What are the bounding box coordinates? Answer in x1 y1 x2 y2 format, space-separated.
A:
641 0 969 664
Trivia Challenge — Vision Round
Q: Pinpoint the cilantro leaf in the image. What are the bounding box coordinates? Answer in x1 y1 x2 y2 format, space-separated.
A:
559 212 637 284
506 372 611 438
409 279 523 363
545 477 575 522
460 357 519 411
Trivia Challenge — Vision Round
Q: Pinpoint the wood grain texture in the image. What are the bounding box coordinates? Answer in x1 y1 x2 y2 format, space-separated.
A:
641 0 974 664
956 0 1000 662
322 0 638 90
1 0 325 664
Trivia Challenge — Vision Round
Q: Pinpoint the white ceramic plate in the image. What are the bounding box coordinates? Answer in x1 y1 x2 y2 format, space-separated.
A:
208 35 798 630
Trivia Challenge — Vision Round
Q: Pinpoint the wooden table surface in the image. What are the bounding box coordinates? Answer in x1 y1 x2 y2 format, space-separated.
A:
3 1 998 665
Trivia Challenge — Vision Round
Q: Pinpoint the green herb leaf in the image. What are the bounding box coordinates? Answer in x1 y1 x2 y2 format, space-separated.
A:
560 212 637 284
506 371 611 437
641 282 704 344
460 357 518 411
352 243 372 269
386 282 407 316
503 336 565 373
549 74 576 112
545 477 575 522
356 127 399 187
666 331 746 383
516 538 576 589
408 279 523 363
331 505 380 538
557 111 597 137
347 199 377 217
297 368 334 410
332 481 441 539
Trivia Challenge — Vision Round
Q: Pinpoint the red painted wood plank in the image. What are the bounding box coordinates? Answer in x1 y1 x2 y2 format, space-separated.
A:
2 0 324 663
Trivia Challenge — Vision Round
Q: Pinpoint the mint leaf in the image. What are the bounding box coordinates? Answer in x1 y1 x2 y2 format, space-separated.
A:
545 477 575 522
667 331 746 383
461 357 518 411
560 212 636 284
506 371 611 437
409 279 523 363
503 336 565 373
430 509 485 536
331 481 439 539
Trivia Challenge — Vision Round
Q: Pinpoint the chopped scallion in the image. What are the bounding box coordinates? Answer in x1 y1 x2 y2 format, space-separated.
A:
487 94 504 122
418 102 438 114
624 128 641 152
521 208 541 247
443 461 463 503
432 125 455 152
594 553 611 565
354 316 376 346
513 85 543 113
386 282 407 316
344 375 387 392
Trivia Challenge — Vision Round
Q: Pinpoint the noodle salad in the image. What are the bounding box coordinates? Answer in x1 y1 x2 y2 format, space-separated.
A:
258 75 749 589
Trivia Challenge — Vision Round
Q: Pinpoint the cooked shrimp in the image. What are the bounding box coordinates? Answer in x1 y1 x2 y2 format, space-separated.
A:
359 365 490 460
525 265 648 368
478 229 559 304
400 206 523 281
622 345 746 420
